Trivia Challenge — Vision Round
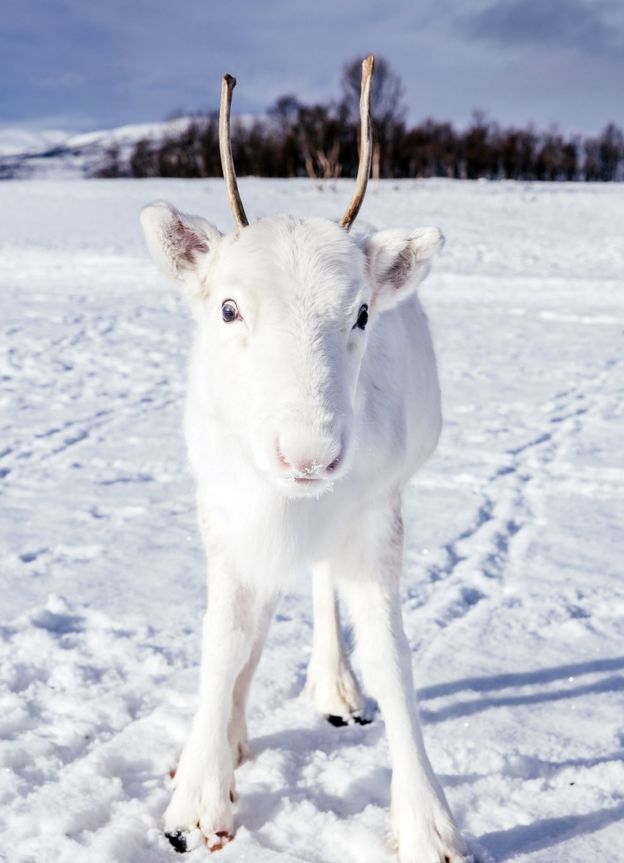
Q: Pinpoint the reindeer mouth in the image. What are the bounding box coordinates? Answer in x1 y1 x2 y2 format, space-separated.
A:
272 472 335 500
293 475 326 491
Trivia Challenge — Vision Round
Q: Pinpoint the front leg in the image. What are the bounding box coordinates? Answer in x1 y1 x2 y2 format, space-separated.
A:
228 594 277 766
336 498 469 863
165 566 272 852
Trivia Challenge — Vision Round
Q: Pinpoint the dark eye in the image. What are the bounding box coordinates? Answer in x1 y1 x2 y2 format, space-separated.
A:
353 304 368 331
221 299 239 323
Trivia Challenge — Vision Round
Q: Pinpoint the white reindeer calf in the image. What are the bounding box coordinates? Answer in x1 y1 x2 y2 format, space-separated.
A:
141 57 469 863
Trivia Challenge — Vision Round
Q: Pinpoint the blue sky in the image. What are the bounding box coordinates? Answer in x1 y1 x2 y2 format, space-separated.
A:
1 0 622 133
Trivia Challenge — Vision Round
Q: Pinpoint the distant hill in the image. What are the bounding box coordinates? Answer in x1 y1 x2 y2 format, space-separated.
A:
0 119 193 179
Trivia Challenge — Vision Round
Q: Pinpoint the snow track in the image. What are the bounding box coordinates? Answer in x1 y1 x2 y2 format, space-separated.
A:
1 179 623 862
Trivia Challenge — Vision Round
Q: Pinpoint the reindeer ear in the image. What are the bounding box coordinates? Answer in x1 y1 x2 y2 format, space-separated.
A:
140 201 221 291
367 227 444 313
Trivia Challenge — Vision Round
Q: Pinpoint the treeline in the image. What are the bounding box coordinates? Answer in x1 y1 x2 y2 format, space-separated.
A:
96 58 624 182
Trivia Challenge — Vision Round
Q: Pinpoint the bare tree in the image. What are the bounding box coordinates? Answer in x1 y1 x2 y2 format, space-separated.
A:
296 105 342 179
117 73 622 184
598 123 623 181
269 95 301 133
340 55 406 179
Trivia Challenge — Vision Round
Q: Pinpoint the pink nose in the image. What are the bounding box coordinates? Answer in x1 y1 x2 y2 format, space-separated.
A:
276 437 343 477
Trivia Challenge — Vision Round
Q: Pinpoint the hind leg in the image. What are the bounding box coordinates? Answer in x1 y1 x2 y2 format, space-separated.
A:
305 561 366 725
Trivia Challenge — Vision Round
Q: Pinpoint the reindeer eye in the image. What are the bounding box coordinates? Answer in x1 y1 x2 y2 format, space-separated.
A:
353 304 368 331
221 299 239 323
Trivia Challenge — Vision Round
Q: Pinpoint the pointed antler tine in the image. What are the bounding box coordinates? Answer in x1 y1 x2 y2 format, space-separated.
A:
339 54 375 231
219 74 249 229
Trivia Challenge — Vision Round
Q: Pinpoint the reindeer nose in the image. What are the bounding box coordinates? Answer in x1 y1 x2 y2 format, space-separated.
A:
276 434 343 478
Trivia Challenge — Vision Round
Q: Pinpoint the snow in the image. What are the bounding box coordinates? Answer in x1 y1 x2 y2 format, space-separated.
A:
0 116 262 179
0 119 193 179
1 178 623 862
0 128 69 158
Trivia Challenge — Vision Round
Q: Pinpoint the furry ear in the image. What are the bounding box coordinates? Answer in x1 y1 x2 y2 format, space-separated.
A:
140 201 221 290
367 227 444 313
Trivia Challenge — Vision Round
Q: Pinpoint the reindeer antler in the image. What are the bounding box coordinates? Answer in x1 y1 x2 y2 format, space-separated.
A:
219 57 374 231
339 54 375 231
219 74 249 229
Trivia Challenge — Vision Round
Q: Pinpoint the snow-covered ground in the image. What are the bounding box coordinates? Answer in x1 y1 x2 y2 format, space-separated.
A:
1 178 623 862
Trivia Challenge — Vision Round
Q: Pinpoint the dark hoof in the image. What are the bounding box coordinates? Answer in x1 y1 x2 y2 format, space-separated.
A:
326 714 349 727
165 830 188 853
326 712 372 727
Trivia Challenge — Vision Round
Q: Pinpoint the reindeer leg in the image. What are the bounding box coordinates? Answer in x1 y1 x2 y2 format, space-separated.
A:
164 559 275 852
335 497 469 863
228 594 277 767
306 561 366 725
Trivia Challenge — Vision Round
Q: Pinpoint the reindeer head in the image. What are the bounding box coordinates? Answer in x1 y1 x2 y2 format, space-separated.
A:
140 57 443 499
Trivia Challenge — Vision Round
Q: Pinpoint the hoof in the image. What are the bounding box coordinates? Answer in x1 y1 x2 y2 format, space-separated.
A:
165 830 187 853
165 829 233 854
326 712 372 727
206 831 233 851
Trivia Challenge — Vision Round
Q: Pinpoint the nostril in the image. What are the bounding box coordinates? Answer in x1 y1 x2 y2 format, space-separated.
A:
326 453 341 473
276 441 290 470
276 442 314 475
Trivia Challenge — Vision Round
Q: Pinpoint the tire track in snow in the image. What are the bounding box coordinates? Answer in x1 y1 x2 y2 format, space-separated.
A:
0 391 178 477
407 353 622 638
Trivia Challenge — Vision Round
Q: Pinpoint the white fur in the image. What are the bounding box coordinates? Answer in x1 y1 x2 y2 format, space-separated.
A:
140 202 469 862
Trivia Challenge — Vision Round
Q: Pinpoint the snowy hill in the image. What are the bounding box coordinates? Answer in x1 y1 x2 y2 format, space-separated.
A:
0 178 623 862
0 119 193 179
